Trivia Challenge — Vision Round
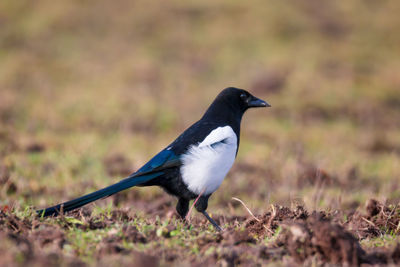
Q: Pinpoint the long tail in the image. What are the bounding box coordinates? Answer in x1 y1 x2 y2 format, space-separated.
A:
37 171 163 217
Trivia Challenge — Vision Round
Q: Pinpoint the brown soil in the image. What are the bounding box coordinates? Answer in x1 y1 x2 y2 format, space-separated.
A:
1 199 399 266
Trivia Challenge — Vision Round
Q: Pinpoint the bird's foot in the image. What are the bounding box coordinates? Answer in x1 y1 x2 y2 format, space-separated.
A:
184 212 192 224
180 217 192 229
202 211 223 232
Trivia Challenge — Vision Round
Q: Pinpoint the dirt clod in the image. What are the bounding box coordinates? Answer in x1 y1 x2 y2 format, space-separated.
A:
26 143 46 153
346 199 400 239
365 199 381 217
1 202 399 265
32 226 66 248
122 225 147 243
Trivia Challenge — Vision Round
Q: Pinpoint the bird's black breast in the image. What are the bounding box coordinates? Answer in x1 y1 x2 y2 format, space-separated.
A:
140 167 198 199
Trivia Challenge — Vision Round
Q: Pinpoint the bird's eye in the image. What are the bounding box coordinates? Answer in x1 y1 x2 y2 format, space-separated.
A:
240 93 248 100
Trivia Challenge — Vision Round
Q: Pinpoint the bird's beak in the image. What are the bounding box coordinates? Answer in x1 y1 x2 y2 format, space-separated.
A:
247 96 271 108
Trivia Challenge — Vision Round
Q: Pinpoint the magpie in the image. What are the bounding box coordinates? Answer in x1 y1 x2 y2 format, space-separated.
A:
37 87 270 231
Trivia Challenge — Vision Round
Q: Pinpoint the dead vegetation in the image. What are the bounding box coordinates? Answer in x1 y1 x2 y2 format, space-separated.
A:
1 199 399 266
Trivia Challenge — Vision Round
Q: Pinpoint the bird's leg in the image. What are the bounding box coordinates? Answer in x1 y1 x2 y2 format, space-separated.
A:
185 188 205 222
195 195 223 232
201 210 222 232
176 198 189 219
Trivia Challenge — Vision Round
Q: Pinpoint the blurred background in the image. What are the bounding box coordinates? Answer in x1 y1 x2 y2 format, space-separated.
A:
1 0 400 214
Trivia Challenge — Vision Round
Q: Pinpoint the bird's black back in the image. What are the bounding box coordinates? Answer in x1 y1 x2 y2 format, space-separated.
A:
168 87 252 155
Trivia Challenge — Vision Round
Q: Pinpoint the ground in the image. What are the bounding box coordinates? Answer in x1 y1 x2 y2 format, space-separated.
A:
1 0 400 266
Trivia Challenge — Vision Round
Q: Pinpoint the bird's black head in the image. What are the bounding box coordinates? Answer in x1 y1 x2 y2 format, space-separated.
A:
216 87 271 112
202 87 270 124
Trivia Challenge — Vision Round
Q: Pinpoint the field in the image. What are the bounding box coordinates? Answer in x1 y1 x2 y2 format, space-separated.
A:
1 0 400 266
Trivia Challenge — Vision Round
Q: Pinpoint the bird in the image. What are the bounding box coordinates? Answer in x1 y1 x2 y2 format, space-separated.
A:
37 87 270 231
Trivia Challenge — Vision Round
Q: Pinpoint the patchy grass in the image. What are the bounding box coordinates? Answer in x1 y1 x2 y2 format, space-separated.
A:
1 201 400 266
1 0 400 265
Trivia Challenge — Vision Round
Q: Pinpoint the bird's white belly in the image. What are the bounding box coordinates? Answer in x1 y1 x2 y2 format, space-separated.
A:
180 126 237 195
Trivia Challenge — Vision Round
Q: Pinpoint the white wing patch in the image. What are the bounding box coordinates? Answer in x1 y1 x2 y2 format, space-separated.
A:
180 126 237 195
